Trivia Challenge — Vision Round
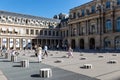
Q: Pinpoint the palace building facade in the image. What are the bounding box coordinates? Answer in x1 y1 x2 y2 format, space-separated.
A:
66 0 120 50
1 0 120 50
0 11 61 50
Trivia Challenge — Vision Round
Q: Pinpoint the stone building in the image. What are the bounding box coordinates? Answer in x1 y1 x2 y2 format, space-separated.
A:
66 0 120 50
0 11 61 50
1 0 120 50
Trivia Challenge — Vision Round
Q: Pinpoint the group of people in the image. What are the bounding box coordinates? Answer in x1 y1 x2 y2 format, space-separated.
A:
35 45 48 63
1 44 73 63
35 44 73 63
0 46 18 58
67 46 73 58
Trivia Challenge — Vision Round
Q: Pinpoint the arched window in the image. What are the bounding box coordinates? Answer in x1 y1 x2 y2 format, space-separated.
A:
106 1 110 8
104 37 111 49
106 20 112 32
117 0 120 5
116 17 120 32
115 36 120 50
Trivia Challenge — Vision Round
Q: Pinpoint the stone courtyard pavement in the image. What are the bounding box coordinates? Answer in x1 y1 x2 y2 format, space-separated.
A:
0 50 120 80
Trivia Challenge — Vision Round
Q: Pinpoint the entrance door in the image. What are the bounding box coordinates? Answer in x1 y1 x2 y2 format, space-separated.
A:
80 39 84 49
71 39 75 49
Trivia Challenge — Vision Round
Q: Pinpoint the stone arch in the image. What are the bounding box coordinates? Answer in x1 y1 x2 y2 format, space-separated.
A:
104 37 111 49
115 36 120 50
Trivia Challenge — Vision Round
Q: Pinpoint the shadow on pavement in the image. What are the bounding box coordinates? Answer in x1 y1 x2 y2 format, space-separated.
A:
31 74 40 77
0 60 11 62
13 65 21 67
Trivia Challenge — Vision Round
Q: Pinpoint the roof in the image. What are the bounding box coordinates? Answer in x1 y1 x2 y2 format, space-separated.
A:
70 0 94 11
0 10 60 23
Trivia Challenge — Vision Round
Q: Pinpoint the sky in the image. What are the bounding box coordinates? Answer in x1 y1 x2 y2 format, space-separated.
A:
0 0 92 18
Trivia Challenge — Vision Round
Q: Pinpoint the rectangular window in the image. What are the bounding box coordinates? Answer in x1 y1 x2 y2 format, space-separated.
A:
81 10 85 16
44 30 47 35
73 12 76 19
91 6 95 13
53 31 55 36
9 38 14 48
106 20 112 32
35 30 39 35
30 29 34 35
49 31 51 36
56 31 59 36
117 0 120 5
40 30 43 35
26 29 29 35
106 1 110 8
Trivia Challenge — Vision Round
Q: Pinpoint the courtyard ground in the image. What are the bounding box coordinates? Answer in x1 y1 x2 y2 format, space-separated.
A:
0 50 120 80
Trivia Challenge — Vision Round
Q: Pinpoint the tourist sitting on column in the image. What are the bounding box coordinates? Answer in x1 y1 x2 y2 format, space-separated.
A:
43 45 48 57
37 45 42 63
67 46 73 58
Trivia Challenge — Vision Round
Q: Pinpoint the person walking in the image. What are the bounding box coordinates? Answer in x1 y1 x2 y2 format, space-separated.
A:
67 46 73 58
57 44 59 50
37 45 42 63
10 47 18 62
43 45 48 57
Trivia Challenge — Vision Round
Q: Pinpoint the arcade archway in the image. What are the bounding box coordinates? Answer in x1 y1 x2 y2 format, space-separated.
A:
80 39 84 49
71 39 76 49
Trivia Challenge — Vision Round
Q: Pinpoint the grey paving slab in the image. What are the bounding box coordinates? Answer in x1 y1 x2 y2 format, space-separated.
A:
0 56 99 80
2 50 120 80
